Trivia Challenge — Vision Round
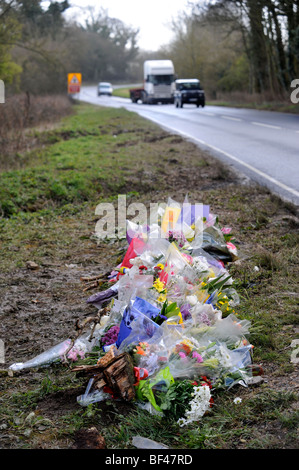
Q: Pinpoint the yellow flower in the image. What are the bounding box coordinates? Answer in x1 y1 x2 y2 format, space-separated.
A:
178 311 184 324
157 293 167 303
156 263 164 270
153 279 165 293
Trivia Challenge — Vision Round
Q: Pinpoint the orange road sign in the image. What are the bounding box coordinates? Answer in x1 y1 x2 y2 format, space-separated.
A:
68 73 82 94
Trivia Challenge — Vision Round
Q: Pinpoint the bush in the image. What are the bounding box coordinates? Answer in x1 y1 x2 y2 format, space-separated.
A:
0 93 73 166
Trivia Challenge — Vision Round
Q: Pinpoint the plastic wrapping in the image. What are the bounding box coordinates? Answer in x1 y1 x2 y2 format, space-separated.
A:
116 298 162 350
9 333 96 371
86 283 119 308
77 379 112 406
9 315 111 372
160 197 182 235
9 196 254 424
135 367 175 412
132 436 169 449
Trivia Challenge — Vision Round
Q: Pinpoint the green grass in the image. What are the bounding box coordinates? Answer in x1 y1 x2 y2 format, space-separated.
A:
112 87 132 99
0 101 298 449
0 104 156 217
206 100 299 114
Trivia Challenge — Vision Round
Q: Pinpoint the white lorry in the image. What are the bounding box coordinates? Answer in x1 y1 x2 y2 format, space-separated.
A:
130 60 176 104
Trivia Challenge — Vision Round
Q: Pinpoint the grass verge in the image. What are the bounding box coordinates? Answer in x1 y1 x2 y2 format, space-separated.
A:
0 101 298 450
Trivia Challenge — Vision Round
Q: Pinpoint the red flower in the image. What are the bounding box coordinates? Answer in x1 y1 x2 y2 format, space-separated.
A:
201 376 212 389
139 265 148 271
175 343 192 355
103 385 119 400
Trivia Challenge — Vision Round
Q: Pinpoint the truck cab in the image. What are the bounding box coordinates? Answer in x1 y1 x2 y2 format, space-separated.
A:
174 79 205 108
142 60 175 104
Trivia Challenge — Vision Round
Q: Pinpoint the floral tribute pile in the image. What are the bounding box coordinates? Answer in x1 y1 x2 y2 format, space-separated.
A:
10 197 255 427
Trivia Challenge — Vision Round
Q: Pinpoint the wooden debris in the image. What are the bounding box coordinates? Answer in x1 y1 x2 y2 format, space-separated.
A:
97 344 117 367
103 353 136 401
94 378 106 390
72 349 136 402
61 306 111 366
80 271 111 292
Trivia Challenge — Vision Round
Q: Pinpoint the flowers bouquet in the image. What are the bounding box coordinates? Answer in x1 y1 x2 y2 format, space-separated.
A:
9 196 256 426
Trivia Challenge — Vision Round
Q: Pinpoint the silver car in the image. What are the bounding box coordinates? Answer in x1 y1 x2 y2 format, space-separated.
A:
98 82 113 96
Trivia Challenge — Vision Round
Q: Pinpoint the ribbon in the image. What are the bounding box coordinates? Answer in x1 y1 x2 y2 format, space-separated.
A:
133 367 149 386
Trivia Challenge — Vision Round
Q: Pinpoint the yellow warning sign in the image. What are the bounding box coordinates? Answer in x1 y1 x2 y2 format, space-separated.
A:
68 73 82 94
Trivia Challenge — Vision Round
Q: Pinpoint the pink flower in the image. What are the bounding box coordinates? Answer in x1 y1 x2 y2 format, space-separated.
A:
221 227 231 234
227 241 236 250
192 351 203 363
178 351 188 363
67 349 79 361
78 350 85 359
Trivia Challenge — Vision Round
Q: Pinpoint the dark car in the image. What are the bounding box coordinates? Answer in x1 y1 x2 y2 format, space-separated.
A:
174 79 205 108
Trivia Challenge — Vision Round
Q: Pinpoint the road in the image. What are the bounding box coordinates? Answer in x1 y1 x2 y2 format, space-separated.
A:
78 85 299 207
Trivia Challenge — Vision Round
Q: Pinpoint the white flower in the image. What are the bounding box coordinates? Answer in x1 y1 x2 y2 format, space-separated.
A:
186 295 198 306
182 225 195 241
129 257 145 267
216 344 232 368
233 397 242 405
192 257 209 273
177 386 211 427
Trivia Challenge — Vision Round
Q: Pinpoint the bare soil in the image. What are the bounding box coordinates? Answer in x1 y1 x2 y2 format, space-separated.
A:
0 118 298 450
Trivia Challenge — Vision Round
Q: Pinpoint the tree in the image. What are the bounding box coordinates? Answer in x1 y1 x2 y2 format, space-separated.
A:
191 0 298 96
162 6 250 97
0 1 22 85
81 7 139 82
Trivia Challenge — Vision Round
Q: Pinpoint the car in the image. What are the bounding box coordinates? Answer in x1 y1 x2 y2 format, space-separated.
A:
98 82 113 96
174 79 205 108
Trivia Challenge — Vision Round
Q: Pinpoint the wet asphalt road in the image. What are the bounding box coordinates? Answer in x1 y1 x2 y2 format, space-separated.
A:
78 86 299 206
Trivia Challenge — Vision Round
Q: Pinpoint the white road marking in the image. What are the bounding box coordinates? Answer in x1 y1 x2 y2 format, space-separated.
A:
251 121 281 130
142 115 299 199
221 116 242 121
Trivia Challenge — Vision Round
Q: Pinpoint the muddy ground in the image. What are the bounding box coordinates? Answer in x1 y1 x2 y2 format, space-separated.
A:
0 124 298 449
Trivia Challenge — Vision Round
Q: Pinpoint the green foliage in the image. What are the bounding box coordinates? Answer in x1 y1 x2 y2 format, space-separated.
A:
158 380 194 421
2 2 139 94
155 300 181 324
0 4 22 84
217 54 250 92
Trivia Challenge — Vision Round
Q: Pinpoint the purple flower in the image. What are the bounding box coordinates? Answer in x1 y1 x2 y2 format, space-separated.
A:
167 230 186 247
101 324 120 346
180 304 191 320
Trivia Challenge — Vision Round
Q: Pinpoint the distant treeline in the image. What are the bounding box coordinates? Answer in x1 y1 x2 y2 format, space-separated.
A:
159 1 299 100
0 0 140 95
0 1 298 99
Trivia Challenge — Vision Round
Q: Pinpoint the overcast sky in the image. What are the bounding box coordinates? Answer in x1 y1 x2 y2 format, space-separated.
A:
63 0 194 51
